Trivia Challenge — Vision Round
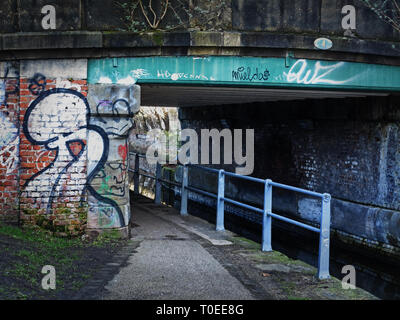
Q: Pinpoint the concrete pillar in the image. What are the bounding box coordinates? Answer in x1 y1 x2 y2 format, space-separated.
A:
86 84 140 238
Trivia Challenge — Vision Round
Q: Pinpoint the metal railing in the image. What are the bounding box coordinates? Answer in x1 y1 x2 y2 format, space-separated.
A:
128 152 181 204
128 152 331 280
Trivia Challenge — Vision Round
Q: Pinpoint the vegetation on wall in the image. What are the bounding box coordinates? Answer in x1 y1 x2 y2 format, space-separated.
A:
115 0 230 32
359 0 400 32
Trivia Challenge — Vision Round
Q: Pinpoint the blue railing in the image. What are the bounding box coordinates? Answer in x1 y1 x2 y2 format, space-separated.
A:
129 152 331 280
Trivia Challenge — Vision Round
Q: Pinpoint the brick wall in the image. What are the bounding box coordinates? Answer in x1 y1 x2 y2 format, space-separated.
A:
0 59 139 237
0 63 19 223
19 74 89 235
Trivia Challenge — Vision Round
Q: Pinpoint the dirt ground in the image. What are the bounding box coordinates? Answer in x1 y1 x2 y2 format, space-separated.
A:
0 223 128 300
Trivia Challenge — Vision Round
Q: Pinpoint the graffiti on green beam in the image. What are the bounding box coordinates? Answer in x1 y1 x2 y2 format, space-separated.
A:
88 56 400 92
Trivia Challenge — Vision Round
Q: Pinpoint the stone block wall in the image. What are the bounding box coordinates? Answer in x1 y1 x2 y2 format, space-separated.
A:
178 95 400 253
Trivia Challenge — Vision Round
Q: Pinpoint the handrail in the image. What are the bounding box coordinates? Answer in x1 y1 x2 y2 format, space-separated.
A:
129 152 331 280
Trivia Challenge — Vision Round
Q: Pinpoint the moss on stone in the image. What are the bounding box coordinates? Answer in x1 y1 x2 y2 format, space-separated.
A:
151 31 164 46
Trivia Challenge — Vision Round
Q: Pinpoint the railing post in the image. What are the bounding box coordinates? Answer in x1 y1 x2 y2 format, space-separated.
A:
133 153 140 195
216 169 225 231
155 162 162 204
262 179 273 252
317 193 331 280
180 165 188 216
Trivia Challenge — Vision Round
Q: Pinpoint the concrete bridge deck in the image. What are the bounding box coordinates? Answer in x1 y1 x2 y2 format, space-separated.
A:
96 195 376 300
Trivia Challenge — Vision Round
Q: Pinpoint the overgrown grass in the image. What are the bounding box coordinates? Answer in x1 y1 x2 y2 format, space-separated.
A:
0 223 125 300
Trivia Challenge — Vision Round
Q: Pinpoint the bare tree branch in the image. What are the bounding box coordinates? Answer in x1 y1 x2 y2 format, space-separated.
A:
359 0 400 33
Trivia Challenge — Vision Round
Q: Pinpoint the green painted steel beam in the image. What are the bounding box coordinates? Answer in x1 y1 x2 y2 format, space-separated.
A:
88 56 400 92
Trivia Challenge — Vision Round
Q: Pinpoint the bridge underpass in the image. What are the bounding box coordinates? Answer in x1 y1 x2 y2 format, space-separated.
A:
2 55 400 300
114 53 400 299
126 78 398 299
140 84 388 107
2 0 400 302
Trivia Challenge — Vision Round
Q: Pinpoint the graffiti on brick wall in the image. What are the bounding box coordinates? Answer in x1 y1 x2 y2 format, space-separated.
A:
0 111 18 175
21 88 128 227
28 73 47 95
1 66 19 106
0 79 5 106
28 73 82 95
0 66 19 176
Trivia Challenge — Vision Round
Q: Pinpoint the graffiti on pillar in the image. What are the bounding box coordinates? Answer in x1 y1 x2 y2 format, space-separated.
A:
21 88 127 227
95 99 135 137
87 85 137 228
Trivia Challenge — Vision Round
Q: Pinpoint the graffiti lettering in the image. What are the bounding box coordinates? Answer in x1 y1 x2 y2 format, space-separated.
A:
284 59 356 85
157 70 213 81
232 67 270 82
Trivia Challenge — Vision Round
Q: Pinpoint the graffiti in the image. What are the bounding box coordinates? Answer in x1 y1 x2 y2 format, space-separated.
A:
34 149 54 171
284 59 357 85
29 73 47 95
0 136 18 175
98 69 149 85
0 80 5 106
118 144 128 162
231 67 270 82
0 111 18 175
98 207 118 228
56 77 82 92
86 86 137 229
97 162 128 197
0 111 18 147
1 66 19 106
95 99 135 137
157 70 214 81
130 69 150 79
22 88 126 227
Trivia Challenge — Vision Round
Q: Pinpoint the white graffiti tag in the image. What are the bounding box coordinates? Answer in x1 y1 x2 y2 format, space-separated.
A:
56 77 82 92
284 59 358 85
0 136 18 175
0 80 5 105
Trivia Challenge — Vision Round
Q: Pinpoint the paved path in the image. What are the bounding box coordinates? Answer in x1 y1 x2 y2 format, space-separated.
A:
100 198 255 300
97 196 377 301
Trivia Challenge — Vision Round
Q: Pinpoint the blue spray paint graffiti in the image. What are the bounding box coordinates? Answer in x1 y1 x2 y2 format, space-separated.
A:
22 88 126 227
